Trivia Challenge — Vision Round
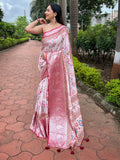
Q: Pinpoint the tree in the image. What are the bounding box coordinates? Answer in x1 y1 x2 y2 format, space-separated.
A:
0 6 4 22
30 0 58 21
70 0 78 57
0 21 15 39
78 10 92 30
66 0 116 57
66 0 117 30
30 0 45 20
14 16 29 38
59 0 67 25
78 0 117 30
111 0 120 79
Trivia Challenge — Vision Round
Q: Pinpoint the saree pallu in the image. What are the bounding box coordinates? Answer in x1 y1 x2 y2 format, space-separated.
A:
30 25 84 149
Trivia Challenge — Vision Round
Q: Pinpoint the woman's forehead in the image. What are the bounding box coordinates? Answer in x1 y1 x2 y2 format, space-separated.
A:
47 5 51 10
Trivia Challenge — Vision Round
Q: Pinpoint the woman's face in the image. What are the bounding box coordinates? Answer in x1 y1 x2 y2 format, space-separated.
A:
45 5 56 21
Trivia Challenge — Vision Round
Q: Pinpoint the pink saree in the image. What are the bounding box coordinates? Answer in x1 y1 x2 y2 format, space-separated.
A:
30 25 84 149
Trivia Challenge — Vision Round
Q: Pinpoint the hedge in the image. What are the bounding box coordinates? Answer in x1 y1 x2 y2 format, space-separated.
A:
73 56 105 94
77 22 117 63
0 37 29 51
72 55 120 108
0 21 15 39
105 79 120 107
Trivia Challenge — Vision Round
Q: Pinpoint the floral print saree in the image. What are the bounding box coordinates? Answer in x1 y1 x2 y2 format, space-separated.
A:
30 25 84 149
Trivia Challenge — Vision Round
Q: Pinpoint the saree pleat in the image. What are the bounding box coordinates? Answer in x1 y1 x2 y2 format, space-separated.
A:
30 25 84 149
30 77 48 138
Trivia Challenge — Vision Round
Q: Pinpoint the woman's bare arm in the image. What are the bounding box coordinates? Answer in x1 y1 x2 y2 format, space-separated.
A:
25 18 47 34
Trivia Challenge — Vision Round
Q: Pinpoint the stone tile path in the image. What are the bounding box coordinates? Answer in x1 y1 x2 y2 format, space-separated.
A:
0 40 120 160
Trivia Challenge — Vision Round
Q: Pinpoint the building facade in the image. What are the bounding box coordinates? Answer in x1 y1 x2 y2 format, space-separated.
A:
91 10 118 26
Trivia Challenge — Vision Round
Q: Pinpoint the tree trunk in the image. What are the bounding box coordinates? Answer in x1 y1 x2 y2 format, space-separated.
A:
111 0 120 79
70 0 78 57
59 0 67 25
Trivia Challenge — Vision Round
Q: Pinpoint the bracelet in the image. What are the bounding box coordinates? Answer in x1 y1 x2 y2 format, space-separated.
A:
37 19 40 23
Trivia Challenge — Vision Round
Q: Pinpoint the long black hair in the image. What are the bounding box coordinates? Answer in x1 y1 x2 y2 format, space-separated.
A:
50 3 64 25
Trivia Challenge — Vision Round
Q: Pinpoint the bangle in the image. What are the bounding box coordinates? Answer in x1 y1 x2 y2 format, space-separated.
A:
37 19 39 23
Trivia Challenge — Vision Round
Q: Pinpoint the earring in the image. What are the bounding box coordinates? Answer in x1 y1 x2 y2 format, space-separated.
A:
54 16 56 22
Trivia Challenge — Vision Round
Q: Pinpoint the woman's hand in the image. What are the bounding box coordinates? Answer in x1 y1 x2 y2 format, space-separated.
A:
38 18 47 24
41 53 46 60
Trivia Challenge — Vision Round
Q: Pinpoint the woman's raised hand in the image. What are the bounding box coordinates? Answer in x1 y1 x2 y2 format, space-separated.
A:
41 53 46 60
38 18 47 24
25 18 47 34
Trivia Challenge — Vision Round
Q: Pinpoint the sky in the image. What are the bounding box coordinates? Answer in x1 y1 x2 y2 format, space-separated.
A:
0 0 119 23
102 2 118 14
0 0 32 22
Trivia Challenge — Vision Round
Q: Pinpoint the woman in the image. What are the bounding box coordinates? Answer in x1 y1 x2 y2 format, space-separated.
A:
25 3 86 154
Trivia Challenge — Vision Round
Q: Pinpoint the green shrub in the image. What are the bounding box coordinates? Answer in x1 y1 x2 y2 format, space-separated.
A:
77 23 117 61
77 27 97 53
96 24 116 52
0 21 15 38
73 55 120 108
30 34 42 41
0 37 29 50
73 56 105 94
105 79 120 107
17 37 29 44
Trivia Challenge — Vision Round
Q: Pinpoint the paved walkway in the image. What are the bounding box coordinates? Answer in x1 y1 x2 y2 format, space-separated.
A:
0 40 120 160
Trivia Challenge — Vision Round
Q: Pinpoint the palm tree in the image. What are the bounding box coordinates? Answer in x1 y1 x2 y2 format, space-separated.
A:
59 0 67 25
0 6 4 21
30 0 45 20
30 0 57 21
70 0 78 57
111 0 120 79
